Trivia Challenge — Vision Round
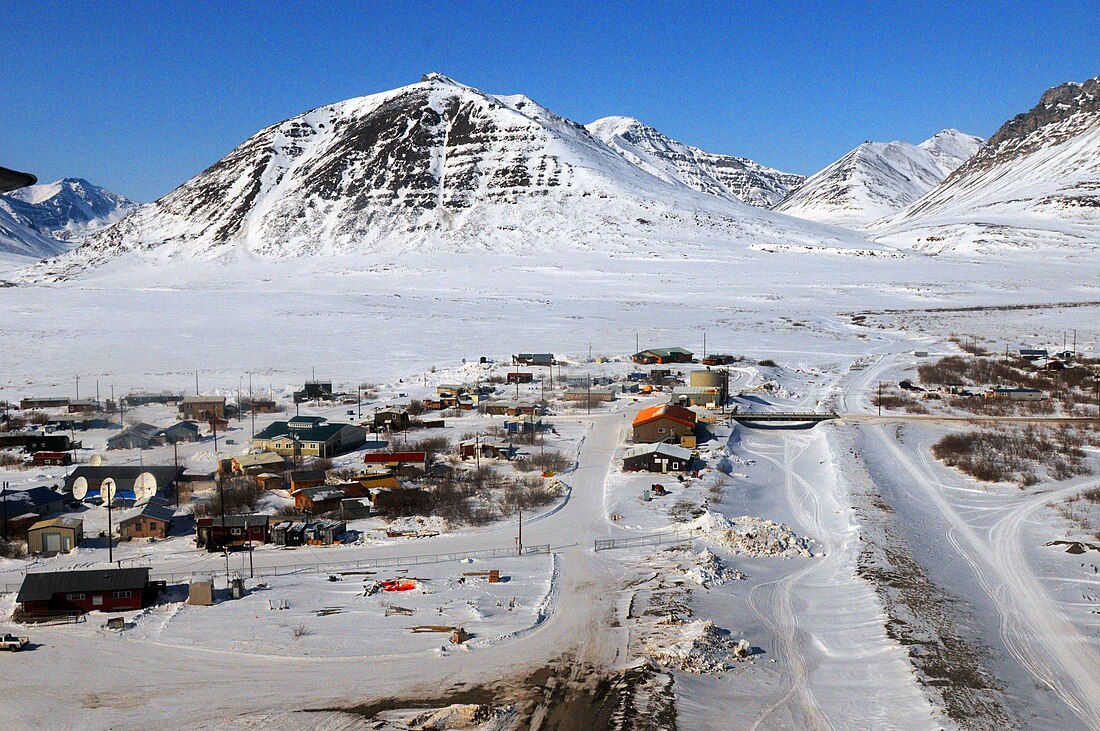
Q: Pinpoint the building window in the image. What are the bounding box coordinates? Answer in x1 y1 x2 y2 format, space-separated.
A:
231 528 242 535
658 427 666 434
92 595 104 606
66 593 85 601
112 590 132 599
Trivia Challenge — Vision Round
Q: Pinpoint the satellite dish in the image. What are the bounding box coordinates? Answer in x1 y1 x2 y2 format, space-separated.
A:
101 478 117 506
89 454 104 467
72 476 89 501
134 472 157 503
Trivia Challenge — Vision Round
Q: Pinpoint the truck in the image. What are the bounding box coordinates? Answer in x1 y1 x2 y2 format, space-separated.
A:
0 634 29 651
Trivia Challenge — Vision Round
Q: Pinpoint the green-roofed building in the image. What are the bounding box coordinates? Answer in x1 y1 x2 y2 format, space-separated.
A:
632 347 694 365
252 417 367 458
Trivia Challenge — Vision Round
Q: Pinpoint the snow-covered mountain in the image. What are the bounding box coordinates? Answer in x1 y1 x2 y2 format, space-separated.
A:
775 130 983 227
0 206 68 258
586 116 803 208
1 178 138 241
874 76 1100 253
26 74 881 281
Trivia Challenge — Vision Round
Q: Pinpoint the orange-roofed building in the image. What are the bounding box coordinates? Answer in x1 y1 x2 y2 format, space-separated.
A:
631 403 697 444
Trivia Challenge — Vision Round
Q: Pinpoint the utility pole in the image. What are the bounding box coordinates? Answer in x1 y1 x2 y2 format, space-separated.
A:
878 381 883 416
517 504 523 556
2 481 8 542
106 492 114 563
357 385 362 421
703 330 707 360
245 516 254 579
587 375 592 416
75 375 79 400
174 442 180 508
249 372 256 438
195 371 199 395
212 419 219 453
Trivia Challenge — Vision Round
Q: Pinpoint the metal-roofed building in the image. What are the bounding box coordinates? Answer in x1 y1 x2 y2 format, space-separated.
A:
16 567 155 615
252 418 366 458
623 443 694 473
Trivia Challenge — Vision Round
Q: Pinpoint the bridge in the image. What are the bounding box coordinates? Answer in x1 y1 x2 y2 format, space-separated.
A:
731 411 840 426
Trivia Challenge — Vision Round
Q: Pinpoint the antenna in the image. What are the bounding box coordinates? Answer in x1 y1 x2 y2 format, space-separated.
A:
134 472 157 504
89 454 103 467
72 476 89 501
100 478 117 506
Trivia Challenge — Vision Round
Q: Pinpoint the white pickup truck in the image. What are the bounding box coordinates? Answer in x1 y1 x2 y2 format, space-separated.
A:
0 633 29 651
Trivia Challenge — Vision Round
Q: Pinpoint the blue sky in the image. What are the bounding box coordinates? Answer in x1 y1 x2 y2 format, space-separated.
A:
3 1 1097 201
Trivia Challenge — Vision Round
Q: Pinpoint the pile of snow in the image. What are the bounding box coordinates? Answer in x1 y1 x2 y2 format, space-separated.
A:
646 619 751 673
688 510 813 558
682 548 745 587
385 515 449 534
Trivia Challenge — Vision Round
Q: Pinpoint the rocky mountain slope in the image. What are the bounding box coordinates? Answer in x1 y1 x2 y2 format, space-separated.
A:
874 76 1100 253
0 178 137 257
25 74 879 281
586 116 803 208
0 206 68 258
774 130 983 227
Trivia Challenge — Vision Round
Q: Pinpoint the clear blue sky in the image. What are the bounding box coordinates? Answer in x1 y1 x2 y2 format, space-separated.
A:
3 1 1097 201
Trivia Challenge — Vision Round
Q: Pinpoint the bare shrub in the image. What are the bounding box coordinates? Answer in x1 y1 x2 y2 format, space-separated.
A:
26 411 48 425
406 399 425 416
0 539 27 558
932 426 1092 486
193 477 265 517
513 449 572 474
0 451 27 468
668 499 703 523
292 624 311 640
310 458 333 472
408 436 450 464
757 359 778 368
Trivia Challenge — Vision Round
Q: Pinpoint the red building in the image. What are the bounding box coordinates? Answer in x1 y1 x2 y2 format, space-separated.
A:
32 451 72 466
16 568 158 615
507 372 534 384
196 515 270 551
363 451 427 473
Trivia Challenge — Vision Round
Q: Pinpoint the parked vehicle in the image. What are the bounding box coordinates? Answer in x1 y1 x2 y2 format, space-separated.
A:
0 634 29 651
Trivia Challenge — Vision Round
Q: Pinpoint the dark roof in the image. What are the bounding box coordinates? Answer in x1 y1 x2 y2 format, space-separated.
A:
63 465 182 493
253 420 353 443
290 470 326 481
198 514 269 528
0 486 64 509
121 501 176 525
17 567 150 603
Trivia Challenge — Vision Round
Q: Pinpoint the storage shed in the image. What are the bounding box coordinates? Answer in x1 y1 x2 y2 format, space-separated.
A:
27 516 83 555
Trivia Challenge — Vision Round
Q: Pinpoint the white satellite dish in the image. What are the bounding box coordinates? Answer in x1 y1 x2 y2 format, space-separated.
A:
134 472 157 503
72 476 89 501
89 454 103 467
100 478 117 506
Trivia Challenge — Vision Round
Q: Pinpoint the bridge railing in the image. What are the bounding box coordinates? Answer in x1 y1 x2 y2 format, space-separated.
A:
595 530 698 552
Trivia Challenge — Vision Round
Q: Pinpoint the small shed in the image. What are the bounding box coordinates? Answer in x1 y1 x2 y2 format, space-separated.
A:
27 516 84 555
623 443 693 473
187 578 214 606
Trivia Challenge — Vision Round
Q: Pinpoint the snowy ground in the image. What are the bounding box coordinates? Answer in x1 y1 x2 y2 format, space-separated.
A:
2 249 1100 728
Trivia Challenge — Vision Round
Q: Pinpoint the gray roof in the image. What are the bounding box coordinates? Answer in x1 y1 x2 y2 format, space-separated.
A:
64 465 182 493
17 567 150 603
0 486 65 509
120 501 176 525
623 443 693 461
203 514 269 528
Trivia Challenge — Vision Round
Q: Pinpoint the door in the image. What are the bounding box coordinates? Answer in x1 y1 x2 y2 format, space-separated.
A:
44 532 61 553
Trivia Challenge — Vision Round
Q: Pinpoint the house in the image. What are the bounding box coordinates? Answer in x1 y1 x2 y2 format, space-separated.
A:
31 451 72 466
671 387 725 408
0 432 73 453
294 380 333 403
989 387 1045 401
118 501 175 540
27 517 83 554
1018 348 1049 361
106 422 164 450
341 485 426 519
507 372 534 384
632 347 694 365
564 387 615 403
623 443 693 473
196 515 269 550
289 470 327 492
67 399 100 413
564 375 614 388
45 413 110 431
123 391 183 407
513 353 554 366
179 395 226 421
632 403 697 444
459 437 513 461
702 354 737 366
251 416 367 458
64 465 182 504
373 407 410 431
220 452 286 477
19 396 70 410
271 518 347 546
161 421 201 444
255 473 283 491
16 567 160 615
1 486 66 518
504 417 545 434
482 401 541 417
240 396 279 413
294 484 364 514
363 451 428 475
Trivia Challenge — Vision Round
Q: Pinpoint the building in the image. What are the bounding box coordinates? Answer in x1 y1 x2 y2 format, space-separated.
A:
564 387 615 403
289 469 326 492
294 380 334 403
632 347 694 365
19 396 70 410
504 417 544 434
179 395 226 422
220 452 286 477
16 568 158 615
482 401 541 417
251 416 367 458
459 437 513 461
0 432 73 453
27 517 83 554
1018 348 1049 361
373 407 410 431
106 422 164 450
507 372 534 384
45 413 110 431
363 451 428 474
623 443 693 473
564 375 614 388
240 396 279 413
1 486 66 518
195 515 269 550
632 403 697 444
67 399 101 413
702 354 737 366
294 484 365 514
64 465 182 504
161 421 201 444
118 501 175 540
513 353 554 366
271 518 347 546
989 387 1045 401
31 451 72 467
123 392 183 407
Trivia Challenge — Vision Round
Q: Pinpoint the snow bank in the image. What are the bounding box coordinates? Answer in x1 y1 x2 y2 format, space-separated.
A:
646 619 751 674
688 510 813 558
682 548 745 587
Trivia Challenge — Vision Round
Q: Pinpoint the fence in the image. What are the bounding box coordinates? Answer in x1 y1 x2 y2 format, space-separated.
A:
1 544 553 592
594 530 698 552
